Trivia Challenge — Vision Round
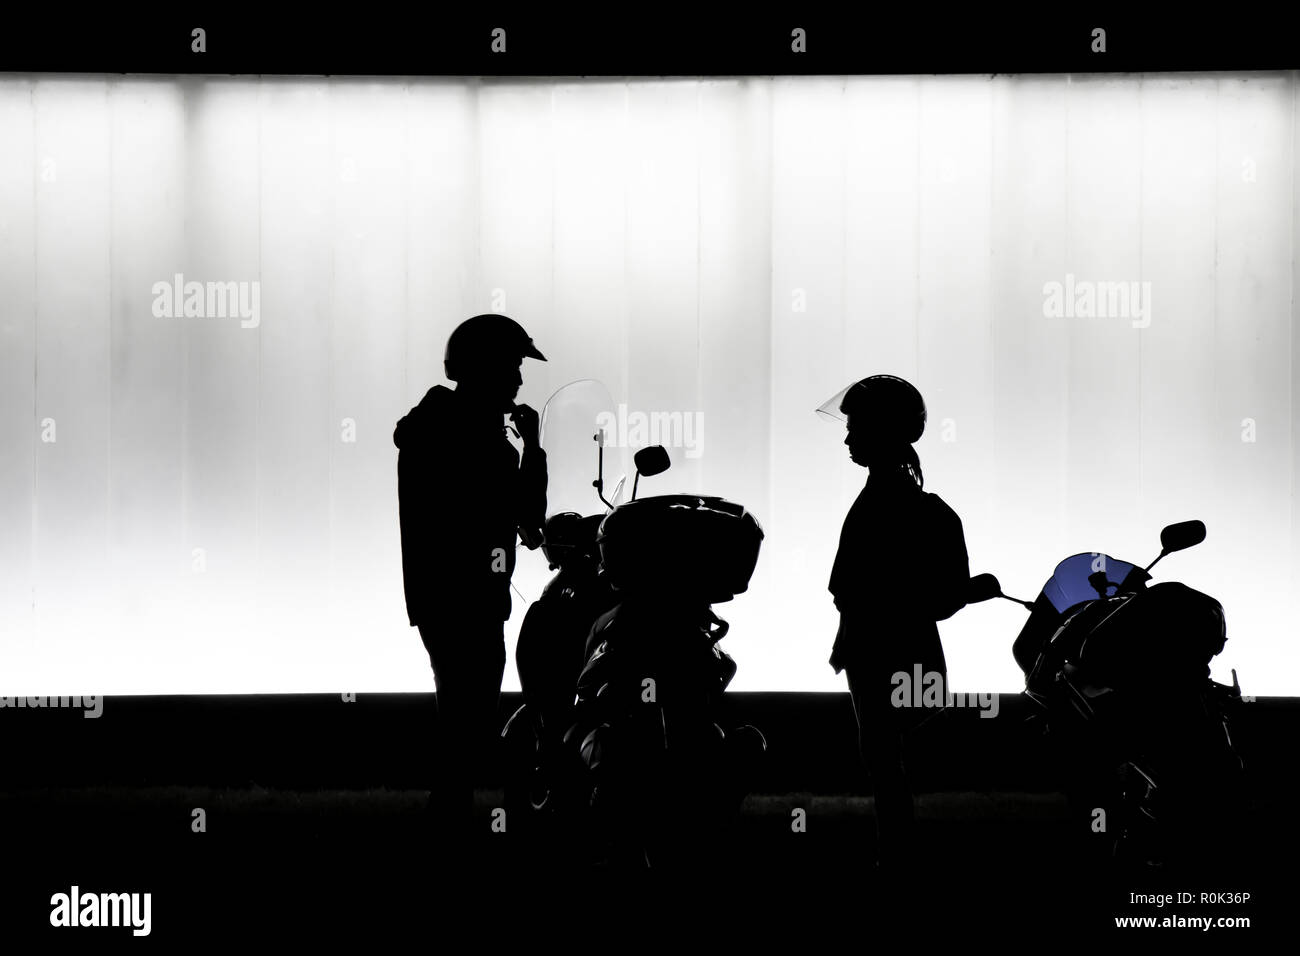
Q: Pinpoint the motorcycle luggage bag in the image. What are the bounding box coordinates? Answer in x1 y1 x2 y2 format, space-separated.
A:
596 495 764 603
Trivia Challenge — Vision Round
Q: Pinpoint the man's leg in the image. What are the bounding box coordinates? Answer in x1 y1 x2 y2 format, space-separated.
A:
418 622 506 839
461 623 507 822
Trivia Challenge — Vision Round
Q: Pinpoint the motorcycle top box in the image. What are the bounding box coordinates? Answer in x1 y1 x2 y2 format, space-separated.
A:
596 494 764 603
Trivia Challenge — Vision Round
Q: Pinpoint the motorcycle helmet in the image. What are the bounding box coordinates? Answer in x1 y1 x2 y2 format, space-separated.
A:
540 511 603 570
816 374 926 444
444 313 546 382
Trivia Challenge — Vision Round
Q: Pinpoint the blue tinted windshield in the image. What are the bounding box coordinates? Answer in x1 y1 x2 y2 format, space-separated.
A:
1041 552 1137 614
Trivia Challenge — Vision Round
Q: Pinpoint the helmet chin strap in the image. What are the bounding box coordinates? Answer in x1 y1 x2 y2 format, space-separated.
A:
453 382 517 418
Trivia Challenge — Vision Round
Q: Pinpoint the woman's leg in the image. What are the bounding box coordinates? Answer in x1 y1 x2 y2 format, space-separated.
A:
846 667 915 864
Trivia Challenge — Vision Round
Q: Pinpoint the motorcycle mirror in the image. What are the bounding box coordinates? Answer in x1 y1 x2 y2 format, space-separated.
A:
1159 519 1206 554
966 572 1036 610
1145 519 1207 574
634 445 671 478
593 428 615 509
630 445 671 501
966 573 1004 604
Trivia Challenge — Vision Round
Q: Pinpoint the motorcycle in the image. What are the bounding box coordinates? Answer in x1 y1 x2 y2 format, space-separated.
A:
500 380 767 867
966 520 1248 867
566 487 767 868
500 380 630 839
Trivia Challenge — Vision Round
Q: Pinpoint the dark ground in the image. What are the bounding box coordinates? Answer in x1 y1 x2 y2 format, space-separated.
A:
1 785 1290 942
1 692 1295 941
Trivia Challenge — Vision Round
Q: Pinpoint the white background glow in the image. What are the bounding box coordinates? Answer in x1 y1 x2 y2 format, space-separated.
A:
0 74 1296 695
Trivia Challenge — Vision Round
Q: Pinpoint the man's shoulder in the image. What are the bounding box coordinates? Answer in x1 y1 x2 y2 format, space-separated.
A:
394 385 461 450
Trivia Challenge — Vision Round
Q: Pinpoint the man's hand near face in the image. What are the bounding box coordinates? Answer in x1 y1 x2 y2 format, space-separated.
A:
510 403 541 450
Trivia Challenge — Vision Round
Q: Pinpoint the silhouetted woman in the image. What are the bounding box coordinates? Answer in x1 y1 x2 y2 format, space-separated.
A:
820 375 969 867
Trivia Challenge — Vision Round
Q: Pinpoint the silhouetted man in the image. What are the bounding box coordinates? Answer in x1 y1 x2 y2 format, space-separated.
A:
820 374 969 867
394 314 547 844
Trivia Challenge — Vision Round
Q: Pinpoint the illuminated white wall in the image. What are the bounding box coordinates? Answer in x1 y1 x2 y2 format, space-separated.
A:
0 74 1296 695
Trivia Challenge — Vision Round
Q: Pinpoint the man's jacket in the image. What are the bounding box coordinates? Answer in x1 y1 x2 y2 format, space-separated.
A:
394 385 547 627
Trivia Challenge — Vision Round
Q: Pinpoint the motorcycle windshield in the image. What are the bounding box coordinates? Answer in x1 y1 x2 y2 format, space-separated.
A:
539 379 628 518
1040 552 1138 614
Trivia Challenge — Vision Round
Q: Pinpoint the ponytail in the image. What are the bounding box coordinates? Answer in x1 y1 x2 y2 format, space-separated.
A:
902 444 924 490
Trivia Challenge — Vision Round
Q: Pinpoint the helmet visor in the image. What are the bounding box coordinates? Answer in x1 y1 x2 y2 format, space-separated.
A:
815 382 857 424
